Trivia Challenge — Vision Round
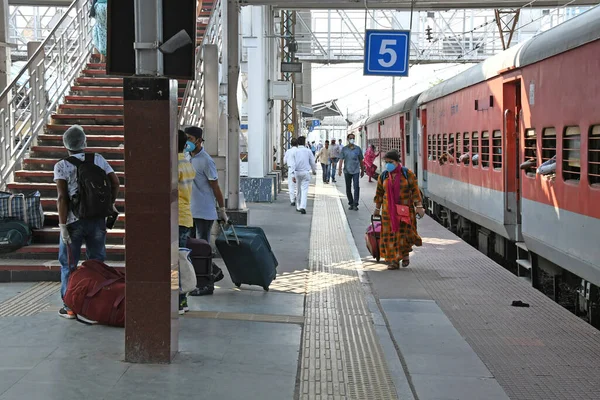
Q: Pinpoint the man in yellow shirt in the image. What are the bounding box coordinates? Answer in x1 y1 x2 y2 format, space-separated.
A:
178 130 196 313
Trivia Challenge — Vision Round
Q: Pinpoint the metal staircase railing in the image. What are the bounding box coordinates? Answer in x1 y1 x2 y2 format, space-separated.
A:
178 0 223 128
0 0 92 189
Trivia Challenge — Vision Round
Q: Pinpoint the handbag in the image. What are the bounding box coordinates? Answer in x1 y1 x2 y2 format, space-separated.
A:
395 204 412 225
179 248 198 293
0 191 44 229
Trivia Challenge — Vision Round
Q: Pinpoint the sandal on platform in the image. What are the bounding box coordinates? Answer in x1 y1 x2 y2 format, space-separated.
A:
387 262 400 270
402 258 410 267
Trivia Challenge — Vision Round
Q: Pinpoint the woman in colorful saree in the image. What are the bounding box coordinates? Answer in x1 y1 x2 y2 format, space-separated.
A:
373 150 425 269
364 144 379 182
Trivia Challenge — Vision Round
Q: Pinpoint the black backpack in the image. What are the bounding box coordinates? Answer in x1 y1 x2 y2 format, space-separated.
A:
0 217 31 253
65 153 113 219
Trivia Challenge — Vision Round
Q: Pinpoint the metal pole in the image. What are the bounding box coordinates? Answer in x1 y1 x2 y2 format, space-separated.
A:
227 0 240 209
133 0 163 75
392 77 395 105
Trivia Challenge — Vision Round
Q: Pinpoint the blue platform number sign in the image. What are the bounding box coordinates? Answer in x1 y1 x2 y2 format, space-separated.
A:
312 120 321 127
364 30 410 77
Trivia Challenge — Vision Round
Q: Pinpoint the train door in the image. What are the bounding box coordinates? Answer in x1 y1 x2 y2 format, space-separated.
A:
503 80 522 241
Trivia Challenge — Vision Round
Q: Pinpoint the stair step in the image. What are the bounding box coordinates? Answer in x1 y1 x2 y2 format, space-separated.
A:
6 182 124 197
30 145 124 160
37 134 125 146
0 259 125 282
32 227 125 245
39 197 125 211
86 63 106 69
81 69 107 76
58 104 124 115
1 244 125 261
23 158 125 172
71 86 124 95
44 212 125 228
50 114 124 125
46 124 124 133
75 77 123 86
64 95 124 104
15 170 125 184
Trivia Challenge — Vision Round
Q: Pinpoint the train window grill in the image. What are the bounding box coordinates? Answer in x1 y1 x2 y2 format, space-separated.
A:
437 134 442 161
456 133 462 162
524 129 537 177
448 133 455 164
492 130 502 170
463 132 470 165
562 126 581 183
406 132 411 155
428 135 432 160
542 127 556 163
590 125 600 186
472 132 479 167
481 131 490 168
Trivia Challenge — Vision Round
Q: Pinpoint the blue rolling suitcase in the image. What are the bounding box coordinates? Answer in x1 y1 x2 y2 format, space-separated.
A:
216 224 278 291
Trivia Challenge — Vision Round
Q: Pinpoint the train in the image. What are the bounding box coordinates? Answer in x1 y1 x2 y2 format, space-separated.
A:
355 5 600 327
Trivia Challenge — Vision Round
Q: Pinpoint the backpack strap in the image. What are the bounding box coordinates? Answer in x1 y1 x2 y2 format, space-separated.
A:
85 153 95 163
64 156 83 167
401 166 408 180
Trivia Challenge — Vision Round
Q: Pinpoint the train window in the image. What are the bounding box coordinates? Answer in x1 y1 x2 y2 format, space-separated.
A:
437 134 442 161
541 127 556 163
448 133 455 164
562 126 581 183
590 125 600 186
481 131 490 168
455 133 462 162
405 126 411 155
472 132 479 167
523 129 537 177
492 130 502 170
463 132 470 165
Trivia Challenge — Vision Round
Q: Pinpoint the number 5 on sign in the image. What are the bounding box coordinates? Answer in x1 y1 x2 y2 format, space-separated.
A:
364 30 410 77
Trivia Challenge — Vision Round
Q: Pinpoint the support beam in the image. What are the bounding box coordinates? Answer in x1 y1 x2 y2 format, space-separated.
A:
227 0 240 209
494 9 520 50
279 9 297 169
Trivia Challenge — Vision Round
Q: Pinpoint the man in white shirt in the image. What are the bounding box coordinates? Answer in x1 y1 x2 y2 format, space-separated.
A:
283 138 299 206
329 139 342 183
289 136 316 215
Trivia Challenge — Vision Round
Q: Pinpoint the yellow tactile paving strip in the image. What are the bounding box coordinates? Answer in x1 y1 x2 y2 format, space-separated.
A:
0 281 59 317
299 181 397 399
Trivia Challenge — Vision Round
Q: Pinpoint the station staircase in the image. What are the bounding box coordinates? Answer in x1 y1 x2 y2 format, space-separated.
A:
0 0 218 280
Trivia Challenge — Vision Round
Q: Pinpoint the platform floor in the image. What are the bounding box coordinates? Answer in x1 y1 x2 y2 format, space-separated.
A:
0 172 599 399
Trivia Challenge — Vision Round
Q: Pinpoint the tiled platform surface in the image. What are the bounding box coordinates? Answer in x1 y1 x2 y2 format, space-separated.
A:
341 174 600 400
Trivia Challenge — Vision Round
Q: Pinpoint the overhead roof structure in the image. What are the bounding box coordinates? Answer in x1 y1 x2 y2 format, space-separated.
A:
241 0 598 9
312 99 343 119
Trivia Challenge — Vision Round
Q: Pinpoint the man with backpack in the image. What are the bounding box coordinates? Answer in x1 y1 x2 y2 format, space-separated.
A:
54 125 119 319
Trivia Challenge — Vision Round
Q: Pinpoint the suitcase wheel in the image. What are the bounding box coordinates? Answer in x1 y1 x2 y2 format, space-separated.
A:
263 286 269 292
234 282 241 288
376 256 380 262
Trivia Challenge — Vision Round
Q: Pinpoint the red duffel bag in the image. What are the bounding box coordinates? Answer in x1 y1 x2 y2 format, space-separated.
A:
63 259 125 327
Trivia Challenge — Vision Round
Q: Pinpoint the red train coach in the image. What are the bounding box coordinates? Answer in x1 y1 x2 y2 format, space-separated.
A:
417 5 600 325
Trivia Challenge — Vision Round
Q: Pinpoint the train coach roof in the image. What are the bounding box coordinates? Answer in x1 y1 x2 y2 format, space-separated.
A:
365 94 420 125
418 5 600 105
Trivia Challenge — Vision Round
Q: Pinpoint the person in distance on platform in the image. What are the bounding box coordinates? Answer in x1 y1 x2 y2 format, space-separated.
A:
373 150 424 269
316 140 331 184
290 136 316 215
90 0 108 63
54 125 119 319
185 126 228 296
328 139 341 183
177 130 196 314
338 133 365 211
283 138 299 206
364 144 379 183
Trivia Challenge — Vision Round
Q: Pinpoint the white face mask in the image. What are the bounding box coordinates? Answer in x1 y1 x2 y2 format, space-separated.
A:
349 139 355 145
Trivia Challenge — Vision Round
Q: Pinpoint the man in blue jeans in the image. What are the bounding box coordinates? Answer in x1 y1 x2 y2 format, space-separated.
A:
54 125 120 319
329 139 341 183
338 133 365 211
185 126 228 296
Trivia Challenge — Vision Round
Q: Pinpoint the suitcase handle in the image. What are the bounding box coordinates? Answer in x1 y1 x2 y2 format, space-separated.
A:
218 220 240 245
371 215 381 230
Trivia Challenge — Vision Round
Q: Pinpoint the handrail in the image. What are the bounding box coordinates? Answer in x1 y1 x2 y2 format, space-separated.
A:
178 0 223 127
0 0 93 188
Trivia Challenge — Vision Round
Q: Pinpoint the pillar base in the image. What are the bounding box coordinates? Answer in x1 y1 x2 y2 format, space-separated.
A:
240 176 276 202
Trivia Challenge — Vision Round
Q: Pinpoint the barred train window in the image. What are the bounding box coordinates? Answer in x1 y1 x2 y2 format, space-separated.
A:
437 134 442 161
562 126 581 182
456 133 462 161
443 133 448 157
481 131 490 168
463 132 470 165
542 127 556 163
492 130 502 170
428 135 432 160
523 129 537 177
472 132 479 167
590 125 600 186
448 133 454 164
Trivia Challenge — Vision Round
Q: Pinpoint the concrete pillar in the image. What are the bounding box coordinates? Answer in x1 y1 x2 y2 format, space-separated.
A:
124 78 179 364
203 45 219 156
226 0 241 209
246 6 267 179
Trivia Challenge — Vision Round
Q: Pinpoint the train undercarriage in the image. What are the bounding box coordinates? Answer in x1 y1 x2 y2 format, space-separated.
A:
425 197 600 330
